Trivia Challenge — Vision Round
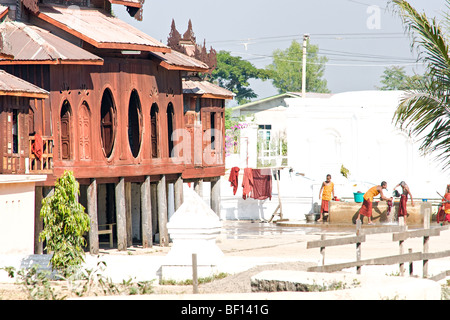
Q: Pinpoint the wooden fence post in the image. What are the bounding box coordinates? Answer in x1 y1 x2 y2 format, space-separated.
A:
423 235 429 278
399 239 405 276
192 253 198 294
320 234 326 266
356 219 362 274
408 248 413 276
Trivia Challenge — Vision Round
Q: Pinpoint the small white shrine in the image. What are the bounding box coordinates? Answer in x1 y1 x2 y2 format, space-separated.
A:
161 189 223 281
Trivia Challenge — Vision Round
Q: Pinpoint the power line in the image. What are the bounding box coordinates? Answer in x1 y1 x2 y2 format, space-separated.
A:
231 51 424 68
209 32 408 45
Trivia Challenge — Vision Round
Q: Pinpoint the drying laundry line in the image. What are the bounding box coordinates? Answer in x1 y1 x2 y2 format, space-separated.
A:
228 166 287 222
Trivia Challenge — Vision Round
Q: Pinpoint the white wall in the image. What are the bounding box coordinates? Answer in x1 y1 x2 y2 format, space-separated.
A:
0 175 46 255
286 90 450 199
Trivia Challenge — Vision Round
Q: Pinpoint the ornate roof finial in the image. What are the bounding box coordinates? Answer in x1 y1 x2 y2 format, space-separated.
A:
182 19 196 44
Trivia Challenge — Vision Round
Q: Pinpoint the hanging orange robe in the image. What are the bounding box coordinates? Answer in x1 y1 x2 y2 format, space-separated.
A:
32 133 43 161
228 167 240 195
242 168 254 200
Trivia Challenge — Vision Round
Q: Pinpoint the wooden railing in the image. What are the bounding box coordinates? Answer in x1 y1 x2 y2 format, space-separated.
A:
307 223 450 279
29 136 53 174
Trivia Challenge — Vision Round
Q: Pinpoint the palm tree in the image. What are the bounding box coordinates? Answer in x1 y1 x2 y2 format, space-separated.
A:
392 0 450 168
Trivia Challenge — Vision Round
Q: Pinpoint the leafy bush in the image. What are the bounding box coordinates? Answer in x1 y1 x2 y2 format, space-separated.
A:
39 171 90 276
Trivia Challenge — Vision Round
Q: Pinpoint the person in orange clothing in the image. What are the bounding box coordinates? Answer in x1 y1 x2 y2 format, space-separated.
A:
318 174 334 222
437 185 450 225
357 181 392 225
393 181 414 223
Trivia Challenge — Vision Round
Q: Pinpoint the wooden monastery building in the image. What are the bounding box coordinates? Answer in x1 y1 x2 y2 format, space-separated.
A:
0 0 233 254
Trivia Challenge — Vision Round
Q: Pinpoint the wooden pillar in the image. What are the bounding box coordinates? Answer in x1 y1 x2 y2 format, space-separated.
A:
210 177 221 216
194 179 203 197
141 176 152 248
151 183 158 235
40 187 54 254
157 175 169 246
125 181 132 247
34 186 44 254
87 178 99 254
174 174 183 211
115 177 127 251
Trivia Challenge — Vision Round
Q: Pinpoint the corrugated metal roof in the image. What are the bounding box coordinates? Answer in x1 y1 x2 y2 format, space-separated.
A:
150 50 210 72
108 0 142 8
0 5 8 19
0 21 103 65
36 5 170 53
183 79 234 99
0 69 48 98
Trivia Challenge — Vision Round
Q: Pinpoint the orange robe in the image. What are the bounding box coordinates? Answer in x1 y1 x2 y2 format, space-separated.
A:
228 167 240 195
242 168 254 200
359 186 379 217
437 193 450 223
32 133 43 161
321 182 334 213
398 194 408 217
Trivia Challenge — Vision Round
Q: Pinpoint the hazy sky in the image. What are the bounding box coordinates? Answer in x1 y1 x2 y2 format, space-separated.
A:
114 0 447 103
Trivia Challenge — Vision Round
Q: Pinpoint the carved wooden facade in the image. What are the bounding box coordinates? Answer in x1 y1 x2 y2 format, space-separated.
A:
0 0 233 252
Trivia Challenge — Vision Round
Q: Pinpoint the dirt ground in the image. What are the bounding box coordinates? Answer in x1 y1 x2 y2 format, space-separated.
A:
0 220 315 299
0 261 315 300
1 220 449 299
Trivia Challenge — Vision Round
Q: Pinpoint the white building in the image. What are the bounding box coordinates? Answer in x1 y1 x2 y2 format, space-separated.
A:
221 90 450 221
286 90 450 201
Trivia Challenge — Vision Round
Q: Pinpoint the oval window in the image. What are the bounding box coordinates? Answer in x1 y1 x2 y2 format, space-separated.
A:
128 90 142 158
150 103 159 158
167 102 174 158
100 89 116 158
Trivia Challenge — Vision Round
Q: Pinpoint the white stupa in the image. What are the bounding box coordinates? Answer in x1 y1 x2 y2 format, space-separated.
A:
160 188 224 281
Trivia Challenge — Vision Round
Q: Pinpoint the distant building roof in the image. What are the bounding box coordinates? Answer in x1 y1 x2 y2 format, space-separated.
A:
150 50 210 72
232 92 333 111
0 21 103 65
108 0 142 8
0 5 8 20
35 4 170 53
183 79 234 99
0 70 48 98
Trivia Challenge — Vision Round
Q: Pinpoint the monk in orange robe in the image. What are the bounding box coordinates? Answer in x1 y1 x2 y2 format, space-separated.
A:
357 181 392 225
394 181 414 223
438 185 450 225
318 174 334 222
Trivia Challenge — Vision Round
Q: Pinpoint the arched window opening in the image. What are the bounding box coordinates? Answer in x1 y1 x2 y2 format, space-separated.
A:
100 89 116 158
79 101 91 160
60 100 72 160
167 102 175 158
210 112 216 150
128 90 142 158
150 103 159 158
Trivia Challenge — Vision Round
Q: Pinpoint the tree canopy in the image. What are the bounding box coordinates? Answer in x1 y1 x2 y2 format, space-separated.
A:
378 65 424 90
267 40 330 94
210 51 271 105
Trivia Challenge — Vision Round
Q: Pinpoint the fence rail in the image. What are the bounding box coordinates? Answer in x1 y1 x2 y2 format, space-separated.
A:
306 223 450 280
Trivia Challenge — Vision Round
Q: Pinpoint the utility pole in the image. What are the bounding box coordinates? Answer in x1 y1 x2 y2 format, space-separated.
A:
302 34 309 98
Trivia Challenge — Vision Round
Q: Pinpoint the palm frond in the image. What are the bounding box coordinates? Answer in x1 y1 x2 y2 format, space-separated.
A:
391 0 450 169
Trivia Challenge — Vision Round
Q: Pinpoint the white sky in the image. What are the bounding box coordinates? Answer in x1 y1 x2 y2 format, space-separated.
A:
113 0 447 104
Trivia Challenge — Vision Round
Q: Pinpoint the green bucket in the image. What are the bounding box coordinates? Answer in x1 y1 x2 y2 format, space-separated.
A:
353 192 364 203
